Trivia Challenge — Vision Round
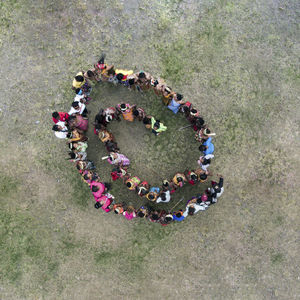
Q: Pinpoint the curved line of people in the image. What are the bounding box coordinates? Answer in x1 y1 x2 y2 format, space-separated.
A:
51 54 224 224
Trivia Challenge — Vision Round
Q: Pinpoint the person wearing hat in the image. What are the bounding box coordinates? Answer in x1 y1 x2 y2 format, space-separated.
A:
116 103 135 122
107 152 130 167
136 181 150 197
151 117 167 136
195 127 216 142
160 213 173 226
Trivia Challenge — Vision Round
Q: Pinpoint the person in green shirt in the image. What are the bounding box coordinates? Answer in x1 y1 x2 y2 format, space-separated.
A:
151 117 167 136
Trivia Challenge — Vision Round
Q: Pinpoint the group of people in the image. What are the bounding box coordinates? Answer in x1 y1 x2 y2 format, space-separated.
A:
51 55 224 224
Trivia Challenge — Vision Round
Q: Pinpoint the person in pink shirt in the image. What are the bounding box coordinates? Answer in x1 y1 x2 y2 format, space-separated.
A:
94 193 114 212
90 181 106 201
122 206 136 220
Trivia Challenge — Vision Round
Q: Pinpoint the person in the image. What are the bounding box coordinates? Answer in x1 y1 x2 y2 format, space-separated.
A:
116 103 135 121
184 170 198 185
84 69 101 83
107 152 130 167
105 140 120 153
132 107 146 121
67 128 87 143
209 175 224 200
136 181 150 197
103 106 120 122
151 117 167 136
72 71 86 90
123 206 136 220
151 78 166 96
199 137 214 155
72 141 88 153
156 190 171 203
52 121 68 139
125 176 141 191
68 101 87 117
94 193 114 212
162 179 170 191
146 186 160 202
194 168 210 183
143 116 153 129
197 154 214 172
162 86 174 105
82 170 99 185
160 213 173 226
148 209 161 223
173 210 185 221
52 111 69 124
76 160 95 173
172 173 187 188
113 203 125 214
135 71 152 90
89 181 106 201
167 93 185 114
98 128 114 143
195 127 216 142
183 200 208 217
68 114 88 131
69 151 87 162
136 206 149 218
111 166 128 181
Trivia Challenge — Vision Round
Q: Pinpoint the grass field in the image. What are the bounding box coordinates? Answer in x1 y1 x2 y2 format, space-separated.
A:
0 0 299 299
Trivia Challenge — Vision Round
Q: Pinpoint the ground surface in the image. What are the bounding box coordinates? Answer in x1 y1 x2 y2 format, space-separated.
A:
0 0 299 299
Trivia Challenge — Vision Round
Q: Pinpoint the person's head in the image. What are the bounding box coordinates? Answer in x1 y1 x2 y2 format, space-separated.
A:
165 215 173 222
104 183 111 190
75 88 82 95
75 75 84 82
191 174 197 181
133 109 139 117
120 103 126 111
175 211 183 218
52 111 59 119
94 202 101 209
214 185 221 193
176 93 183 101
52 125 60 131
143 117 151 125
203 128 211 136
83 174 89 181
128 78 135 86
163 180 169 187
196 117 205 128
138 72 145 79
116 73 124 81
72 101 79 109
152 213 159 221
160 193 166 201
199 145 207 152
199 173 208 181
177 176 183 182
148 193 155 200
188 206 196 216
190 108 197 115
98 55 105 65
105 115 113 123
201 194 208 202
69 152 76 159
126 181 132 188
107 69 115 76
164 86 172 94
87 70 94 77
137 211 145 218
203 158 211 165
153 121 160 130
92 186 99 192
126 206 134 213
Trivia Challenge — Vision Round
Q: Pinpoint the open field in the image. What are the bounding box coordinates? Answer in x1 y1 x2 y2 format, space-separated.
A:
0 0 299 299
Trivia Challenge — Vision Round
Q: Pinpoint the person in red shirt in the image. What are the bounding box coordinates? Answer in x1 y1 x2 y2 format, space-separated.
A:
52 111 69 124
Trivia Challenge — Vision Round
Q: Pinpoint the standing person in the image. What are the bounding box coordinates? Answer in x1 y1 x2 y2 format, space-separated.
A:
116 103 135 122
172 173 187 188
156 190 171 203
125 176 141 191
132 107 146 121
107 152 130 167
173 210 185 222
136 181 150 197
151 118 167 136
167 93 185 114
52 111 69 124
123 206 136 220
52 121 68 139
199 137 214 155
197 154 214 172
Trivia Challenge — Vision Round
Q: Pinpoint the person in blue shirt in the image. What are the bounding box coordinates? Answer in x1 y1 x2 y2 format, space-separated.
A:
199 137 214 155
173 210 185 221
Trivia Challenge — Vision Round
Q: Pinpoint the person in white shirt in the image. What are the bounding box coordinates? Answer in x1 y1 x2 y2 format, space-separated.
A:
52 121 68 139
183 201 208 217
68 101 87 117
156 190 171 203
197 154 214 172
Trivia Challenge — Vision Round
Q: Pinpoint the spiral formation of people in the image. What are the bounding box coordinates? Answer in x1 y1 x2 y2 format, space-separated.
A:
51 55 224 225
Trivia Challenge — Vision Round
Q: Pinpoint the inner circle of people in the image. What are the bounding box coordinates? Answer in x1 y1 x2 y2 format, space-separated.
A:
52 54 224 225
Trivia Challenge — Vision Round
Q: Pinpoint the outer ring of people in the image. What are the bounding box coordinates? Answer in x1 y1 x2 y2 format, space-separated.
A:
52 55 224 225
